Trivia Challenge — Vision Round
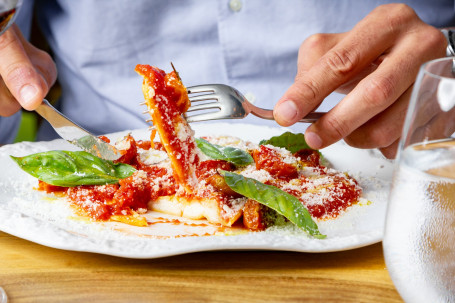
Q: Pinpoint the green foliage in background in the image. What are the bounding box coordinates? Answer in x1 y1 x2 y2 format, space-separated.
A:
14 111 38 143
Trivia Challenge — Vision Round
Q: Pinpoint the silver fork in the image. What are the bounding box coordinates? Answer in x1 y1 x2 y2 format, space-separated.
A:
184 84 324 123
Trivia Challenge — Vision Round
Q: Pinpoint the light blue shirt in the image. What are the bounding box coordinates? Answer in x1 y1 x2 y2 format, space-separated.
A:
2 0 455 143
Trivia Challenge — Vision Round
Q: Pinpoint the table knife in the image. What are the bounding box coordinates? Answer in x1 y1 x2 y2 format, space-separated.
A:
35 99 122 161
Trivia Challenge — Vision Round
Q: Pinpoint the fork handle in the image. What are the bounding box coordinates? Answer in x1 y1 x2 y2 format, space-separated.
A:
297 111 325 123
250 107 324 123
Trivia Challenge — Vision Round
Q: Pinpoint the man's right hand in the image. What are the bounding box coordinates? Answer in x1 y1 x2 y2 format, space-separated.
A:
0 24 57 116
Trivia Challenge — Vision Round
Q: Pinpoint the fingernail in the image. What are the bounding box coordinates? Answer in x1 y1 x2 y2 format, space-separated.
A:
305 131 323 149
276 100 298 123
19 85 38 107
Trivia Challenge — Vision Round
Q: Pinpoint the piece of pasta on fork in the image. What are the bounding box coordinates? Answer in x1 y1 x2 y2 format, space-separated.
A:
135 64 200 192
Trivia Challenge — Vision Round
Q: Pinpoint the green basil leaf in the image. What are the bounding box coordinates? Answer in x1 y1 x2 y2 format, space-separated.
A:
10 150 136 187
220 170 325 239
259 132 314 153
195 137 253 166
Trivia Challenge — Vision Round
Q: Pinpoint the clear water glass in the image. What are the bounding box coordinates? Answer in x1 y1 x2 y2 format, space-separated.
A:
0 286 6 303
383 57 455 302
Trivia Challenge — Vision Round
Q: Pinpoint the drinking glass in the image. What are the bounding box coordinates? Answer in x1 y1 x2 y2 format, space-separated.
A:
0 0 22 35
383 57 455 302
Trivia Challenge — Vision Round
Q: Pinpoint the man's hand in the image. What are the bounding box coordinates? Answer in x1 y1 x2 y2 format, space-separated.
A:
0 24 57 117
273 4 447 158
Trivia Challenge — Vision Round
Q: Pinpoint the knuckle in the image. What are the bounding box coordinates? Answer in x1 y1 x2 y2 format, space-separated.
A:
4 64 36 87
0 29 16 50
36 51 57 85
343 136 359 148
293 76 319 101
362 76 395 108
323 114 350 140
379 145 398 159
383 4 418 33
388 3 416 18
325 47 359 76
302 33 327 50
421 26 447 51
345 126 395 149
368 127 396 147
34 48 52 64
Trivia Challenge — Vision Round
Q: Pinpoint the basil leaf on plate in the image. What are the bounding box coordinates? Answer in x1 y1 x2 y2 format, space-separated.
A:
195 137 253 166
220 170 326 239
259 132 314 153
10 150 136 187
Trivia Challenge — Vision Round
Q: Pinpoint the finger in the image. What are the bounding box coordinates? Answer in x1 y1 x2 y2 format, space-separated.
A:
410 109 455 144
0 77 20 116
336 55 385 94
274 5 406 126
378 138 400 159
0 25 49 110
305 60 412 150
29 50 57 89
297 33 342 73
304 25 445 149
410 71 451 130
15 26 57 87
343 87 411 149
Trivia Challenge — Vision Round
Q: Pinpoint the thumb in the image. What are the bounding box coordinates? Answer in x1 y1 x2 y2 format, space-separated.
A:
0 25 48 111
273 76 321 127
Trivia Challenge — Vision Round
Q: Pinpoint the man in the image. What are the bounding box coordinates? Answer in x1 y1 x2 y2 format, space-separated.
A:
0 1 452 158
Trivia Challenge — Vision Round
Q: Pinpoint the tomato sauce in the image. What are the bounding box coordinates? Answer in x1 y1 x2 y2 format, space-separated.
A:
253 145 298 181
135 65 200 192
39 135 361 228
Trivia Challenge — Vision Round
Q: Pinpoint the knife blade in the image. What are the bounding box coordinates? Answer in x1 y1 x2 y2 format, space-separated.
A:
35 99 122 161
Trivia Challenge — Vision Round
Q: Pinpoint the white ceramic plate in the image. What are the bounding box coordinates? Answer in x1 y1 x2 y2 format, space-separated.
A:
0 123 392 258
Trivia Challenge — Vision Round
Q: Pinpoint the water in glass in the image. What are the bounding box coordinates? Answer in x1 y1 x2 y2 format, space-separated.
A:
383 57 455 302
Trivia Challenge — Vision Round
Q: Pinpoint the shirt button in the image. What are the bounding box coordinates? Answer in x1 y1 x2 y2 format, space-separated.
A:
244 92 256 104
229 0 242 12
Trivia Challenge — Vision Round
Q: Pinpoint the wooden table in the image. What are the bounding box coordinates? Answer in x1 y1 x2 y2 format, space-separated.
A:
0 231 402 303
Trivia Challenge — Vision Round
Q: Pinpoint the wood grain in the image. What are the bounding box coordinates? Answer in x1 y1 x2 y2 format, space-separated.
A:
0 232 402 302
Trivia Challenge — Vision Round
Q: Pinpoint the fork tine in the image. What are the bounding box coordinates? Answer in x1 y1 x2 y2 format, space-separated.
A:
187 102 220 112
187 84 217 94
188 94 220 103
185 112 225 123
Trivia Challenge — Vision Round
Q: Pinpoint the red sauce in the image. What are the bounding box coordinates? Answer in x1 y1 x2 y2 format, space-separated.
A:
253 145 298 181
67 184 119 220
307 177 361 219
135 65 199 192
276 175 361 219
294 149 321 167
243 199 267 231
38 180 66 194
136 140 152 150
115 134 139 167
40 137 362 227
